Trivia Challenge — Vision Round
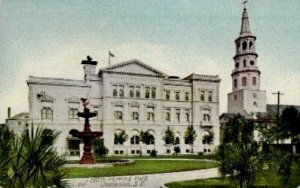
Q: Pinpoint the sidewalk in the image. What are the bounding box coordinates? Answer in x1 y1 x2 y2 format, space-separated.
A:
66 167 219 188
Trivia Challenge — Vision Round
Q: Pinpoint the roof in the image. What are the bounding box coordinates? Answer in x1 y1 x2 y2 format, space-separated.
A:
7 112 29 120
183 73 221 82
239 8 254 38
99 59 168 77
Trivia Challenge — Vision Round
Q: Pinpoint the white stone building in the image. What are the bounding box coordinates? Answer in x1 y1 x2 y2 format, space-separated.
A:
26 58 221 157
228 7 267 115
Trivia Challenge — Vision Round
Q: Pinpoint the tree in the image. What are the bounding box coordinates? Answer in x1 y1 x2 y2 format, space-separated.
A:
202 130 214 145
94 138 108 158
184 125 197 153
140 130 155 155
114 130 128 145
278 106 300 153
163 126 175 154
0 126 67 188
217 114 262 188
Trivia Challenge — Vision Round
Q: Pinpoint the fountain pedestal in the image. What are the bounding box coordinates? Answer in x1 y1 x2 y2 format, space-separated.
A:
69 99 102 164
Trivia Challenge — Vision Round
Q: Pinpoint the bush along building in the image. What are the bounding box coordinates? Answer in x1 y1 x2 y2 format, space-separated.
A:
23 57 221 157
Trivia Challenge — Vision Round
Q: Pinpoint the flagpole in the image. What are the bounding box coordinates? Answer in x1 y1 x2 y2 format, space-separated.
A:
108 53 110 66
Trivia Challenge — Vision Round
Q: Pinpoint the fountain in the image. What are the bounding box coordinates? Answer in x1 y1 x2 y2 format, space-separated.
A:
69 98 102 164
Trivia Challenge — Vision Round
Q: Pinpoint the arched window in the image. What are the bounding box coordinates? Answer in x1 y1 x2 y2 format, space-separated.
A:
130 135 140 145
129 89 134 98
249 41 253 50
145 87 150 98
242 41 247 50
119 88 124 97
113 89 118 97
136 88 140 98
151 88 156 98
242 77 247 86
175 137 180 145
165 91 170 100
234 79 237 88
243 59 247 67
165 112 170 122
252 77 257 85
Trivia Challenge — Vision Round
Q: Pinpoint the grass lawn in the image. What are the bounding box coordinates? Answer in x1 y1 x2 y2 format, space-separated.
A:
165 162 300 188
98 154 215 160
64 159 218 178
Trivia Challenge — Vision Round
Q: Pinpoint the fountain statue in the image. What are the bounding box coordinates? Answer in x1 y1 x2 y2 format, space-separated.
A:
69 98 102 164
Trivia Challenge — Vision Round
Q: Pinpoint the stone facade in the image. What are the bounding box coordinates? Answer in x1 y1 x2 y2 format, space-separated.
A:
26 59 221 157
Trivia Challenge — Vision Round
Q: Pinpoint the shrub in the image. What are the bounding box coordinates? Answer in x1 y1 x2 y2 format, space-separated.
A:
94 138 109 158
150 150 157 157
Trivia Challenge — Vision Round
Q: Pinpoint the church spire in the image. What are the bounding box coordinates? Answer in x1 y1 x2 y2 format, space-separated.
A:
240 7 253 37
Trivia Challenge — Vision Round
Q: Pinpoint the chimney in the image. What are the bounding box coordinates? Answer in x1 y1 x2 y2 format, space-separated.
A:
7 107 11 119
81 56 98 81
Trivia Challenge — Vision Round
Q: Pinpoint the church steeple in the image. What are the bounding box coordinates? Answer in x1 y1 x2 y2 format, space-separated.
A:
227 3 267 114
240 8 253 37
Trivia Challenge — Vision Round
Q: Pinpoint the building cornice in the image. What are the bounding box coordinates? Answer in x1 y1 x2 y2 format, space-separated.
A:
231 69 261 76
27 76 90 87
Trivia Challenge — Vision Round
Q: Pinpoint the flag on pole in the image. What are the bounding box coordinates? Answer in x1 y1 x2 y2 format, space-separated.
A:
109 51 115 57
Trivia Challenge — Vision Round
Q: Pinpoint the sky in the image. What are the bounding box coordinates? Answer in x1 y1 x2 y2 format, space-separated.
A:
0 0 299 123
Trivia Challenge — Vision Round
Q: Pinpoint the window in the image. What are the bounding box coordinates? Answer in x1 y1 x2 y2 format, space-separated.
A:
131 112 139 120
41 107 53 120
113 88 118 97
129 86 134 97
249 41 253 50
203 109 211 121
165 110 171 122
234 79 237 88
114 111 123 120
175 91 180 101
145 87 150 98
175 137 180 145
253 93 257 98
252 77 257 85
200 91 205 101
208 91 212 102
242 77 247 86
136 87 140 98
185 110 190 122
243 59 247 67
113 85 118 96
242 41 247 50
253 102 258 107
130 135 140 145
235 62 239 68
147 107 155 121
185 92 189 101
175 109 180 122
165 90 170 100
119 86 124 97
250 60 255 66
234 95 237 100
68 108 79 120
151 88 156 98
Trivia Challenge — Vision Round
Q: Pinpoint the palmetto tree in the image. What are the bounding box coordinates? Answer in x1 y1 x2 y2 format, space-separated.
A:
114 130 128 145
0 125 67 188
184 125 197 153
217 114 262 188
